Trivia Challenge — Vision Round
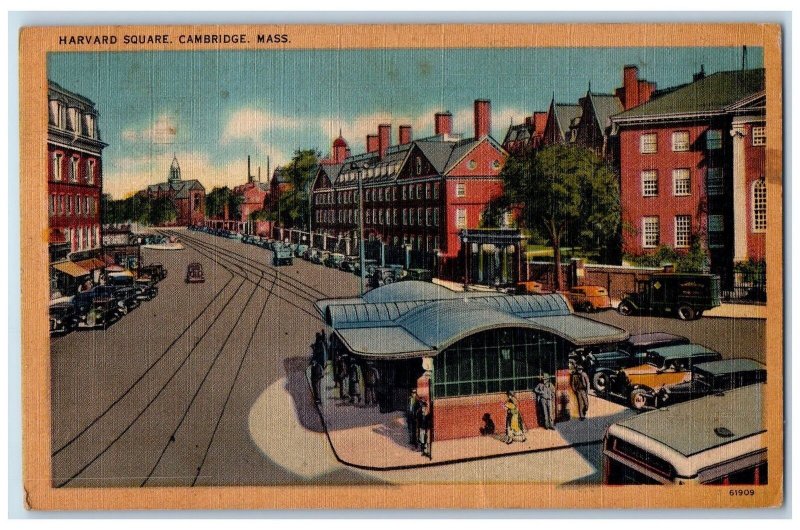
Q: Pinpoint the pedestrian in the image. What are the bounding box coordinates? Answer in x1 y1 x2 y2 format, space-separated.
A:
534 374 556 430
337 356 349 400
503 391 526 444
571 364 591 421
417 399 432 458
364 363 379 406
348 361 362 404
407 389 419 447
310 358 324 405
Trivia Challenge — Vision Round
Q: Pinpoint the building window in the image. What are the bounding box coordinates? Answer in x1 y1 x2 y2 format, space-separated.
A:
76 195 81 215
641 170 658 197
752 179 767 232
416 184 422 199
52 153 63 181
434 236 440 250
425 183 431 199
425 207 432 226
467 159 477 170
365 210 371 224
426 236 433 252
456 182 466 198
675 215 691 248
402 186 407 200
672 131 690 152
491 159 501 171
708 214 725 248
66 195 73 214
706 129 723 150
417 207 423 226
642 217 659 248
417 235 423 250
640 133 657 154
433 208 439 226
503 211 514 228
456 208 467 228
194 194 201 211
752 126 766 147
49 194 55 217
402 208 408 226
393 208 398 226
409 208 414 226
415 157 422 175
433 182 439 199
378 188 384 202
672 169 691 196
58 195 64 215
706 168 724 196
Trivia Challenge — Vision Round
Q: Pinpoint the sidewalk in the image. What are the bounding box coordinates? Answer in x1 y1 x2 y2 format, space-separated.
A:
309 368 635 470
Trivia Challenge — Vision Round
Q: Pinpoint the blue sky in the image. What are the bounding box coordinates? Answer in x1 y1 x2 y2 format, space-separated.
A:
47 46 763 199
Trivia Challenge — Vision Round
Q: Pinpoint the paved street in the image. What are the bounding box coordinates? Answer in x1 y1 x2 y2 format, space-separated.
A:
50 229 766 488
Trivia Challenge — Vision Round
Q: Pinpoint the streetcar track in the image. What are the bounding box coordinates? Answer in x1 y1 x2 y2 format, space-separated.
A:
55 273 250 487
51 268 237 457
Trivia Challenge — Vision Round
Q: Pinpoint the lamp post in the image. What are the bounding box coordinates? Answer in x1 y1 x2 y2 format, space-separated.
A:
462 233 469 291
351 162 368 295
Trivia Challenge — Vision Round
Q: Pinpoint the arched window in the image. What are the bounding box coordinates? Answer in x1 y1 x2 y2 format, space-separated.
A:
752 179 767 232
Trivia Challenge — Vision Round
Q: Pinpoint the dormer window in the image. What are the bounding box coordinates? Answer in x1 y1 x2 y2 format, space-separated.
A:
415 157 422 175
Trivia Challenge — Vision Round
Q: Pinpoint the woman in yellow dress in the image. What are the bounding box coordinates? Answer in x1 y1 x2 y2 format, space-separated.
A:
504 391 526 444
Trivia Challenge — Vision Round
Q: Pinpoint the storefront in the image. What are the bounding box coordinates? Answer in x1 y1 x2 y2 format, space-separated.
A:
316 281 628 441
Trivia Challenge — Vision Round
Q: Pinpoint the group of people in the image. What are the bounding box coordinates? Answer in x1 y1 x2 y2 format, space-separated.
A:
406 389 432 458
308 329 382 408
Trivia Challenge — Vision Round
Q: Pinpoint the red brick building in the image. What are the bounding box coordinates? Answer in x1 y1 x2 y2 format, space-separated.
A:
611 68 766 276
48 80 107 261
232 156 270 222
145 155 206 226
311 99 508 276
502 111 547 154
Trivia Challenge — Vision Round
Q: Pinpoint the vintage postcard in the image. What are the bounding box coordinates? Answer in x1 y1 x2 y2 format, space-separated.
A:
19 22 783 510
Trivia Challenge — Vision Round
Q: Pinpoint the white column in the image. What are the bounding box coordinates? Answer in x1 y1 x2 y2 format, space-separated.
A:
731 120 748 262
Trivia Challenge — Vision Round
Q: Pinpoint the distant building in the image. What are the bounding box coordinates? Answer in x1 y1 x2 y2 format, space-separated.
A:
48 80 107 261
145 155 206 226
502 111 548 154
611 67 766 277
232 156 270 222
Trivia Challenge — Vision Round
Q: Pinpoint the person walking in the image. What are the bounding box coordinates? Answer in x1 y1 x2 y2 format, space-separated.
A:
534 374 556 430
336 355 349 400
310 358 324 405
348 361 362 404
407 389 419 447
571 364 591 421
503 391 526 444
417 399 432 458
364 363 379 406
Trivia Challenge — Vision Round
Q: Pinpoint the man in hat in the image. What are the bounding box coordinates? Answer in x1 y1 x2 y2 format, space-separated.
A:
570 364 591 421
417 398 432 458
310 358 324 405
534 374 556 430
407 389 419 447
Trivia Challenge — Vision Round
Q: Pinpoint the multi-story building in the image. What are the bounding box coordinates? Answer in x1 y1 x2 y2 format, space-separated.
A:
232 156 270 222
611 67 766 277
145 155 206 226
502 111 548 155
48 80 107 261
311 99 508 276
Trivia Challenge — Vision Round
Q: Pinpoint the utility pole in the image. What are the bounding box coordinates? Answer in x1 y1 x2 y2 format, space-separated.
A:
352 162 368 295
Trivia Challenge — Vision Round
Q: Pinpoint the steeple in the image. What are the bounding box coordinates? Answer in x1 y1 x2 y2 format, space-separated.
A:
168 153 181 183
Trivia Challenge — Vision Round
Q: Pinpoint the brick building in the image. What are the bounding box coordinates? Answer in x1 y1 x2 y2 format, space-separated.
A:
611 68 766 277
502 111 547 155
311 99 508 277
48 80 107 261
232 156 270 222
145 155 206 226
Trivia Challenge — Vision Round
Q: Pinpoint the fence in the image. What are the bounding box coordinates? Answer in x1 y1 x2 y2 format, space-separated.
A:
721 270 767 304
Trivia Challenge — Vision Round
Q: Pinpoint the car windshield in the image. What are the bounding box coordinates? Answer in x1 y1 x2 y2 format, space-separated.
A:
644 352 665 367
692 370 713 389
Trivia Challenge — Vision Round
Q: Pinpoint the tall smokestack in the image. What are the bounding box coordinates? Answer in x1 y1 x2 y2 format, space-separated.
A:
247 155 253 183
434 112 453 136
258 166 261 182
474 99 491 138
378 124 391 158
399 124 412 145
366 134 379 153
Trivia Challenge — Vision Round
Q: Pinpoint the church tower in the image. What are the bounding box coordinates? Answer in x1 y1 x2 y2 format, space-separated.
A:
168 153 182 183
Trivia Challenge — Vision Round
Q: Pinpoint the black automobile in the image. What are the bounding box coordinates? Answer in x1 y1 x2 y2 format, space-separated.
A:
74 285 138 317
339 256 360 273
75 298 119 329
618 273 721 321
353 259 378 277
399 268 433 282
107 273 158 301
573 332 690 393
139 263 167 283
49 302 78 335
369 265 404 288
655 358 766 408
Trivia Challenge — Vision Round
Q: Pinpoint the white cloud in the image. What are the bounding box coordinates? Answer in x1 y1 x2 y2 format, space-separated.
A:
120 114 179 145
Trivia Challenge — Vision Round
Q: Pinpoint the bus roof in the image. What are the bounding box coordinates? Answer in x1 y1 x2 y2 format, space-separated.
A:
609 384 764 457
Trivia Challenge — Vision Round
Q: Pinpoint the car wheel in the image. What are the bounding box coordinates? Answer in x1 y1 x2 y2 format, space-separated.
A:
677 305 696 321
618 301 634 316
630 388 650 411
592 372 610 393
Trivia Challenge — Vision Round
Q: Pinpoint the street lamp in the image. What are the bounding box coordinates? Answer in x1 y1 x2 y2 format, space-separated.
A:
351 162 369 295
461 233 469 291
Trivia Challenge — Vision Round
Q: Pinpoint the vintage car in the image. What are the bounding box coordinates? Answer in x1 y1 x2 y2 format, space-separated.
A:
573 332 690 392
655 358 766 408
607 343 723 410
75 298 119 329
515 280 545 294
311 250 330 265
185 262 206 283
74 285 139 316
324 252 346 269
49 302 79 335
618 273 721 321
339 256 360 273
139 263 167 283
135 277 159 300
353 259 378 277
399 268 433 282
107 272 158 301
272 243 294 266
564 285 612 312
369 265 404 288
294 244 309 258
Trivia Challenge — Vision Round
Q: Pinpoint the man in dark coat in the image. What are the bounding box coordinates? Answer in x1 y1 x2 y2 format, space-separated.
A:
407 389 419 447
570 364 591 421
534 374 556 429
364 363 379 406
417 399 432 459
310 358 324 405
336 356 349 400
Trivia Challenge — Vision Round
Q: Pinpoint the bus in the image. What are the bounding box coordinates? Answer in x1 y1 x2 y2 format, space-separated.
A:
603 384 767 485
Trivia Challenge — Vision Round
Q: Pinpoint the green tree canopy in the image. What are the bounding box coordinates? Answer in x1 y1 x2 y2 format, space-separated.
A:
274 148 320 228
205 186 242 220
500 144 620 290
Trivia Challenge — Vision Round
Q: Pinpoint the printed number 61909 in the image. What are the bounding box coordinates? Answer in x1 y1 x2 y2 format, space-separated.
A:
730 489 756 496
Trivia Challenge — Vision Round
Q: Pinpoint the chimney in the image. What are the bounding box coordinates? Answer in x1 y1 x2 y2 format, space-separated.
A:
399 124 412 145
638 81 655 106
533 112 548 133
524 116 534 127
474 99 491 139
247 155 253 183
378 123 391 158
366 134 379 153
693 64 706 82
434 111 453 136
622 65 640 110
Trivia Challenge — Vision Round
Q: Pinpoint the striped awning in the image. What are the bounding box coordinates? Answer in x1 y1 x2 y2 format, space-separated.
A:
74 258 106 270
52 260 89 278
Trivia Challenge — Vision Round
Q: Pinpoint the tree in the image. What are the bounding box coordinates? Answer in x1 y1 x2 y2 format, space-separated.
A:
500 144 620 290
148 196 178 226
205 186 242 220
274 148 320 228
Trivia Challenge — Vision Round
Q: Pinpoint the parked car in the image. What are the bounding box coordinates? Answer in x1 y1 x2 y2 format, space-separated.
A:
353 259 378 277
139 263 167 283
324 252 346 269
618 273 721 321
312 250 330 265
75 298 118 329
186 262 205 283
339 256 360 272
515 281 545 294
76 285 139 316
107 272 157 301
399 268 433 282
49 302 78 335
272 243 294 266
564 285 612 312
572 332 691 393
655 358 766 408
606 343 723 410
294 244 309 258
369 265 404 288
